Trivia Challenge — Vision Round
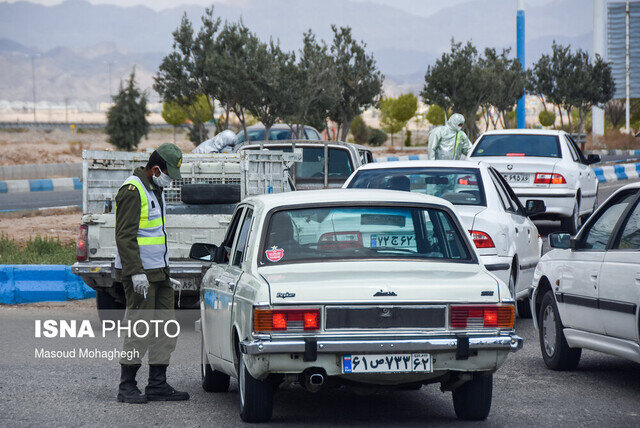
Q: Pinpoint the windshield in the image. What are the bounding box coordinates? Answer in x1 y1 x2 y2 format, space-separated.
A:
347 168 486 206
472 134 561 158
237 128 293 143
260 205 473 265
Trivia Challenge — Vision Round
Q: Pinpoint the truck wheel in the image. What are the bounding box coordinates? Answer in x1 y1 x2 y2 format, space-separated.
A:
517 298 533 319
181 184 241 205
539 290 581 371
201 333 230 392
452 373 493 421
561 199 580 235
96 289 125 323
238 348 274 422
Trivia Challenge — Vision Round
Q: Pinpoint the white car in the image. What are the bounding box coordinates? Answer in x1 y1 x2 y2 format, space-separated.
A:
531 182 640 370
469 130 600 234
192 189 522 422
344 160 544 317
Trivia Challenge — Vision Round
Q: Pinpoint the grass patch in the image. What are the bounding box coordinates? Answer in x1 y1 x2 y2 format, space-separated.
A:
0 234 76 265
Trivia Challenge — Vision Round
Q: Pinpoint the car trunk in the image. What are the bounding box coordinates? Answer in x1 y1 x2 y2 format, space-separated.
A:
259 260 500 304
474 156 560 188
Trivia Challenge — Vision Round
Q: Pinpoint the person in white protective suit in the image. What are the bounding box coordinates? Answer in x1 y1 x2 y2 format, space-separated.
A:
192 129 238 154
427 113 471 160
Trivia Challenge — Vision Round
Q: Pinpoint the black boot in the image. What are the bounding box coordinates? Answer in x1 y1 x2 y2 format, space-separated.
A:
117 364 147 404
145 365 190 401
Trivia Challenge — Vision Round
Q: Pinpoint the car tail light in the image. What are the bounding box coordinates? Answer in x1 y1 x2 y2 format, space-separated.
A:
506 153 525 157
450 305 515 329
534 173 566 184
468 230 495 248
457 176 477 186
318 231 362 250
254 308 320 332
76 224 88 261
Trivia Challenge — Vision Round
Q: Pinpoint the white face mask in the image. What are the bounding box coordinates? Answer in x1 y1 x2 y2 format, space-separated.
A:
152 170 172 188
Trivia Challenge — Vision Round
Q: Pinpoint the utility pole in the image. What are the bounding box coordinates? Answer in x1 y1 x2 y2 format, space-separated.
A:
625 0 631 133
64 97 69 123
592 0 605 138
107 60 115 99
516 0 526 129
31 55 37 122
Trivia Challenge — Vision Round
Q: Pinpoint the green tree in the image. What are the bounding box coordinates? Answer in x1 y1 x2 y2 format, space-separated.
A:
379 97 403 144
404 129 412 147
182 94 213 145
161 101 187 143
605 99 625 129
480 48 526 129
421 41 490 140
426 104 445 125
380 93 417 146
538 110 556 127
106 70 149 151
328 26 384 141
350 115 369 144
367 128 387 146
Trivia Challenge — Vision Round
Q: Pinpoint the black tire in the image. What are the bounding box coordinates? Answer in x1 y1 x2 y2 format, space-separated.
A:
538 291 582 371
201 334 230 393
561 199 580 235
238 349 274 422
517 297 533 319
452 373 493 421
96 289 125 323
508 264 517 301
181 183 241 205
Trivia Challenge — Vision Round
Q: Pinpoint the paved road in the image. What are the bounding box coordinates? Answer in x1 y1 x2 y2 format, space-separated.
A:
0 190 81 211
0 301 638 426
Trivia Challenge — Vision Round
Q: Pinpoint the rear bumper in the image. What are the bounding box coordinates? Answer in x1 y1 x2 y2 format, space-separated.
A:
513 188 576 218
240 334 523 355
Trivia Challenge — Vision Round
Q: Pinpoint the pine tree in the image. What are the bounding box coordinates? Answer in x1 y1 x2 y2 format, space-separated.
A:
106 69 150 151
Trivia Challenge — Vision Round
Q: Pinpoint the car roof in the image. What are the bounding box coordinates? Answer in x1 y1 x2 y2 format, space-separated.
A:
243 124 314 131
616 181 640 192
478 129 567 136
237 140 367 150
243 188 456 212
360 160 484 170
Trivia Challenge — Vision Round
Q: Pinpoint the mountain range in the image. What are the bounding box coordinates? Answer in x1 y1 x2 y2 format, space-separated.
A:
0 0 593 104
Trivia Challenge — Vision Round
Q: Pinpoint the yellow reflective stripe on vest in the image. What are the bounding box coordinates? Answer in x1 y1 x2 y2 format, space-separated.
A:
122 178 156 229
137 236 166 245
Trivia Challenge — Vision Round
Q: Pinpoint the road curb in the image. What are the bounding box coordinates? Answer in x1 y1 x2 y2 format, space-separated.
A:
0 177 82 194
592 162 640 183
588 149 640 156
0 265 96 304
374 154 429 162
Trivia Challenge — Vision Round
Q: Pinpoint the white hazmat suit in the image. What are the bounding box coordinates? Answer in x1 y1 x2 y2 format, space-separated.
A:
427 113 471 160
192 129 238 154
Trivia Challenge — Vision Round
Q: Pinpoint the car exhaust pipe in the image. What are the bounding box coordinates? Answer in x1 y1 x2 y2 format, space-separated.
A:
301 369 325 392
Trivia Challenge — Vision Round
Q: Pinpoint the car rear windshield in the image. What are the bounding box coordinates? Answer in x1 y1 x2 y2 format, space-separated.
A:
260 205 474 265
472 134 561 158
347 168 486 206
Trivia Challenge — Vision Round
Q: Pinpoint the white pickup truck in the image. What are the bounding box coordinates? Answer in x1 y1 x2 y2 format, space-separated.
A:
71 149 299 319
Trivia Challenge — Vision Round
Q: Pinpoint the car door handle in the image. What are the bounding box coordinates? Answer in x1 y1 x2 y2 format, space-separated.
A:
590 273 599 281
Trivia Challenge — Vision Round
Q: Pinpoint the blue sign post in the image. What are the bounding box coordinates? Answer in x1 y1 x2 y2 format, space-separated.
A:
516 0 526 129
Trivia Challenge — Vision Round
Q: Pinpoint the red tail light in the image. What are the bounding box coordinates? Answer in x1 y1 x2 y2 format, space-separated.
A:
468 230 495 248
457 175 477 186
450 305 514 329
506 153 525 157
76 224 88 261
318 231 362 250
534 173 566 184
254 308 320 332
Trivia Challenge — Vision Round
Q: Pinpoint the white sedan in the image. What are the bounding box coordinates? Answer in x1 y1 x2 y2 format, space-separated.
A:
344 160 544 317
192 189 522 422
531 182 640 369
468 130 600 234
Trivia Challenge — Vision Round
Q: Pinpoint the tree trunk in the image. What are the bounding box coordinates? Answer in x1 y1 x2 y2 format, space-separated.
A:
557 106 564 129
224 105 230 130
173 126 176 143
578 109 586 150
566 107 573 133
264 124 271 141
340 117 353 142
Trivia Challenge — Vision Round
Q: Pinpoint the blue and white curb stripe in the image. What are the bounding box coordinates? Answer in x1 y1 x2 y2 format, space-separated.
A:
0 265 96 304
0 177 82 194
588 149 640 156
592 162 640 183
374 154 430 162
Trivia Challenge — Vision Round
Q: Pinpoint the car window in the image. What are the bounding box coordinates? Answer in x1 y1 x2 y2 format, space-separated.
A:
491 169 525 215
223 207 245 250
565 138 579 162
232 208 254 266
347 167 486 206
260 205 473 265
578 192 637 250
613 198 640 250
472 134 561 158
566 135 587 163
304 128 321 140
488 169 516 212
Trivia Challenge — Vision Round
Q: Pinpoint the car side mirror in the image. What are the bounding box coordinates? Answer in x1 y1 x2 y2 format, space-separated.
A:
189 243 218 262
549 233 571 249
586 154 600 165
524 199 546 217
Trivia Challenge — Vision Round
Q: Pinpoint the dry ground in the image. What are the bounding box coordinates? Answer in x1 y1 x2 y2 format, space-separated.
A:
0 207 81 245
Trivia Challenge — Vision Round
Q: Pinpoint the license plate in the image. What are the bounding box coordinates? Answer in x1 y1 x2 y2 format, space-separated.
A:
172 279 197 291
370 234 414 248
342 353 432 373
502 173 530 183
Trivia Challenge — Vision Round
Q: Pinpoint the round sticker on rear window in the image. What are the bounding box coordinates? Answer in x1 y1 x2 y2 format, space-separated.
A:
265 246 284 262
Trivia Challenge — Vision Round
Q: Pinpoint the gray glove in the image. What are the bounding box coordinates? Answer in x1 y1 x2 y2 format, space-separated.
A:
170 278 181 289
131 273 150 299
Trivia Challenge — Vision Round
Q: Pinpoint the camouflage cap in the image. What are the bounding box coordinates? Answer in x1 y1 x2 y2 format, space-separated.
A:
156 143 182 180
